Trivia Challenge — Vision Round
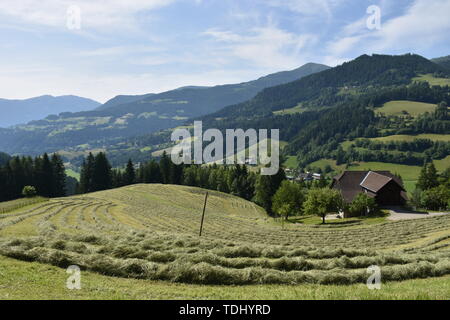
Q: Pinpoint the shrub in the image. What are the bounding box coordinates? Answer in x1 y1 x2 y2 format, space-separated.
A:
347 193 378 217
22 186 37 198
420 185 450 211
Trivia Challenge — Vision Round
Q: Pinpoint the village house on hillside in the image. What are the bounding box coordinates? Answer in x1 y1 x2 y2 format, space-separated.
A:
331 171 408 208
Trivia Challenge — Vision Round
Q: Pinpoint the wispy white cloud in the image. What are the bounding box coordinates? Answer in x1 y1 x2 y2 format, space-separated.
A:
0 0 176 32
78 45 163 57
204 24 318 69
327 0 450 57
266 0 346 18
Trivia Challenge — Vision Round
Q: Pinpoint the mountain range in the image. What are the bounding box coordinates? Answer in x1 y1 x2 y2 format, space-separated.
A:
0 53 449 175
114 53 449 170
0 63 329 155
0 95 101 128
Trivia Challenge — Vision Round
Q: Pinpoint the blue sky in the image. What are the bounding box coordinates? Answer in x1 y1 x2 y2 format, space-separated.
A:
0 0 449 103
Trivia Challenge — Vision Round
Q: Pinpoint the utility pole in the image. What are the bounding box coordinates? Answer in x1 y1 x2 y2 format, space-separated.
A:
199 192 208 236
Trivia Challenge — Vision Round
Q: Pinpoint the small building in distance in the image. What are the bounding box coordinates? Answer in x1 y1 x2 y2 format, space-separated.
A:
298 172 313 181
331 171 408 207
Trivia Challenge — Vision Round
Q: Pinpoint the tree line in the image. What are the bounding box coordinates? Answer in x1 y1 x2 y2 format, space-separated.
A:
0 153 66 201
412 162 450 211
76 151 369 223
77 151 281 213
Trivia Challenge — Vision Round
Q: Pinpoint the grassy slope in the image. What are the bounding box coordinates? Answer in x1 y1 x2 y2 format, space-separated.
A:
376 100 436 117
370 134 450 142
1 184 450 299
1 255 449 300
413 74 450 87
65 169 80 181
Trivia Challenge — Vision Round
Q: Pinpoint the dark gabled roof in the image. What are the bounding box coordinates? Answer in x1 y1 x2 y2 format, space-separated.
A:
332 170 406 203
360 171 393 192
332 171 367 203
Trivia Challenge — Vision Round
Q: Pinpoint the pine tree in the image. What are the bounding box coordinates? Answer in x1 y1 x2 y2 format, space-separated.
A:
124 159 136 185
51 154 66 197
427 162 439 189
417 162 428 190
35 153 54 197
112 168 124 188
159 151 171 184
417 162 439 190
169 163 183 185
79 153 95 193
92 152 112 191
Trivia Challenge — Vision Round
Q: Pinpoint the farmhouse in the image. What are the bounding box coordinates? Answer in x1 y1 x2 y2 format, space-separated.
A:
331 171 408 206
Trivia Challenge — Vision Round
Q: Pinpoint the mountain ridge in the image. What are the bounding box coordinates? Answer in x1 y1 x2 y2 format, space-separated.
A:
0 63 330 155
432 55 450 70
0 95 101 128
202 53 448 120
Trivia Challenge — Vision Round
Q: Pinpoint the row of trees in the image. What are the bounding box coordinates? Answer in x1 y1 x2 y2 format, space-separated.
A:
353 138 450 155
76 152 284 212
271 181 378 223
0 153 66 201
412 162 450 210
337 147 425 166
75 151 385 223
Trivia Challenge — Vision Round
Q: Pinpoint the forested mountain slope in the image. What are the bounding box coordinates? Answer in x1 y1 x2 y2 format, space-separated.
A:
99 54 450 168
204 54 448 119
0 63 329 155
432 55 450 70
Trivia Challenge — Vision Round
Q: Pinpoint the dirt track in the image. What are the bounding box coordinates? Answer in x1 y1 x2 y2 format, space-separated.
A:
387 207 450 221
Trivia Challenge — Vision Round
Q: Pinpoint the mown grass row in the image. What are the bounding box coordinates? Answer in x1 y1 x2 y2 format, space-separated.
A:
0 197 48 214
1 232 450 285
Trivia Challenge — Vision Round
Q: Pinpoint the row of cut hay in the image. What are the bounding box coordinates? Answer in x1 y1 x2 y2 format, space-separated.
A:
1 243 449 285
0 197 48 214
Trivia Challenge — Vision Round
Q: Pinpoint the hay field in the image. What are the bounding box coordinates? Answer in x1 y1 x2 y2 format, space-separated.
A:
0 184 449 293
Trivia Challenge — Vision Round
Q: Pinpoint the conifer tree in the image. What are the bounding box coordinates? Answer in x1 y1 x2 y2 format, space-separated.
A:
51 154 66 197
124 159 136 185
159 151 171 184
92 152 112 191
79 153 95 193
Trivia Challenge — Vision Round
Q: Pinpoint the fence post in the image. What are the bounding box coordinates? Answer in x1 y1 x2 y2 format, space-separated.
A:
199 192 208 236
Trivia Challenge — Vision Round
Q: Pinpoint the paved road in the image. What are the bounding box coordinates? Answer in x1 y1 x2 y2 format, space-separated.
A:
387 207 450 221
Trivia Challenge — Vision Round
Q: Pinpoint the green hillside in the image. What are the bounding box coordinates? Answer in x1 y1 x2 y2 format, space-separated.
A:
432 55 450 71
0 63 329 156
413 74 450 86
371 134 450 143
376 100 437 117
